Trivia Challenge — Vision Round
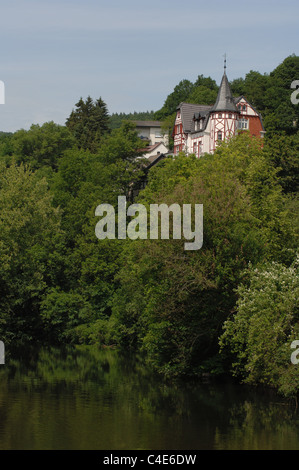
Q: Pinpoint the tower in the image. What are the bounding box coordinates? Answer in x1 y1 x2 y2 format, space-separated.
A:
209 57 239 152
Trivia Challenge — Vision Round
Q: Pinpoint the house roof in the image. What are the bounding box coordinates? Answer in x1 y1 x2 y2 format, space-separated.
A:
178 102 212 133
145 142 165 152
134 120 162 128
174 75 264 135
145 153 169 168
210 71 237 113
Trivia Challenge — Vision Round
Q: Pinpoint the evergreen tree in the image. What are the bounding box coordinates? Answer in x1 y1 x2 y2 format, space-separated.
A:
66 96 110 152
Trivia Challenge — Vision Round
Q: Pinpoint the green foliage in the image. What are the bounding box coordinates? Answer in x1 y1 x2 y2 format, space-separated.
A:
155 79 195 119
160 113 176 151
1 55 298 399
96 121 145 164
109 110 156 130
263 133 299 193
110 134 296 377
219 258 299 397
37 123 146 343
66 96 110 152
155 75 218 120
40 289 94 342
0 162 62 343
11 122 75 170
230 55 299 136
0 132 13 163
187 86 218 106
155 54 299 138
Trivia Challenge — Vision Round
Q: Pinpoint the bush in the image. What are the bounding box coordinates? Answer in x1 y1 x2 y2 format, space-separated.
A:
220 257 299 397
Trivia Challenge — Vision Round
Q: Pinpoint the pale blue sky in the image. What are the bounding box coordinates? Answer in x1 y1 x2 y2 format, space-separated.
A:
0 0 298 132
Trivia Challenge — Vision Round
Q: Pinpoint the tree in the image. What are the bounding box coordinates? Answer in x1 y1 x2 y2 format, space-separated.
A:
109 133 297 377
96 121 145 164
219 258 299 397
155 79 195 119
264 133 299 193
11 122 75 170
66 96 110 152
0 162 63 343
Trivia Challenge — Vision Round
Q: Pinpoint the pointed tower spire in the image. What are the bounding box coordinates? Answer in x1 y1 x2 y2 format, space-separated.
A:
211 56 237 113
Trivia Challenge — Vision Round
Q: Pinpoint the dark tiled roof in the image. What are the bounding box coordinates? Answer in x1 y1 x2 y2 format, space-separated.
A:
134 120 162 127
178 102 212 133
211 72 237 112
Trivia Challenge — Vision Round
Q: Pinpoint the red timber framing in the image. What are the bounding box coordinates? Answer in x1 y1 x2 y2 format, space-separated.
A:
209 112 238 153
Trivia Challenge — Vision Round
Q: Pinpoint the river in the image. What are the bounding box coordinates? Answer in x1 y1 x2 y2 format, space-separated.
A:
0 345 298 450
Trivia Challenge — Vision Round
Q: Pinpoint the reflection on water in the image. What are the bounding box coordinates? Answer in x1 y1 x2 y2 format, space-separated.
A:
0 345 298 450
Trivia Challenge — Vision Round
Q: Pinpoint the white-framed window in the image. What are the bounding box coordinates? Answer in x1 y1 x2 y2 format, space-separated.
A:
238 118 248 130
193 141 197 154
217 131 222 141
155 131 162 138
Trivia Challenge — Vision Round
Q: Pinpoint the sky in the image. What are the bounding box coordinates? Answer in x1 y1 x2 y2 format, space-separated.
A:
0 0 298 132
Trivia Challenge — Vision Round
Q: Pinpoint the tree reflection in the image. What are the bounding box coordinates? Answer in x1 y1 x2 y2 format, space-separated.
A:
0 346 298 450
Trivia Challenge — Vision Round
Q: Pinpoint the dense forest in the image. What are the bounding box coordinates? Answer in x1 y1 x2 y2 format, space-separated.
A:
0 55 298 397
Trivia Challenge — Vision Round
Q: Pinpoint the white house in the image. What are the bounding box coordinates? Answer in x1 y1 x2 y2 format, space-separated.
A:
134 120 169 148
173 68 265 156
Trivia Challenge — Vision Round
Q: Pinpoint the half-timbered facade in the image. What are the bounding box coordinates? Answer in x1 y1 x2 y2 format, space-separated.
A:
173 69 265 156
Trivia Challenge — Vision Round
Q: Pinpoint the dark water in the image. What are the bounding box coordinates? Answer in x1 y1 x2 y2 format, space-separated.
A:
0 345 298 450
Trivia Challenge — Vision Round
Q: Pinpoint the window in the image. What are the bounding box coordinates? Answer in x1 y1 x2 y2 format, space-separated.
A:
176 124 181 134
218 113 222 118
242 104 246 111
217 131 222 141
198 141 202 156
238 118 248 130
228 113 232 119
155 131 162 138
193 142 197 154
